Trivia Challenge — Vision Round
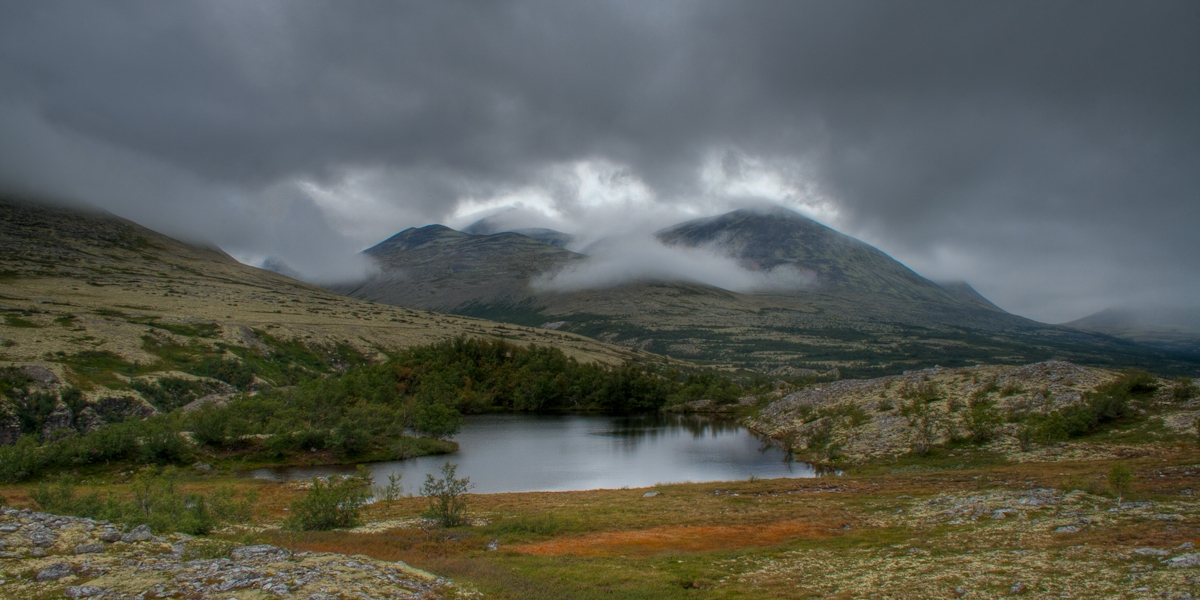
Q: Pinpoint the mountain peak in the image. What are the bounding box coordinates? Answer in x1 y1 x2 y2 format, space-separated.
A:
364 224 465 255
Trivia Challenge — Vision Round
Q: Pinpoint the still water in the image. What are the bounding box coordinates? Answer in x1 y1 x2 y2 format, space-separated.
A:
247 413 818 494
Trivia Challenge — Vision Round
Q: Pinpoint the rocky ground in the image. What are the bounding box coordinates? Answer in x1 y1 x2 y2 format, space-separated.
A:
0 507 463 600
747 361 1200 464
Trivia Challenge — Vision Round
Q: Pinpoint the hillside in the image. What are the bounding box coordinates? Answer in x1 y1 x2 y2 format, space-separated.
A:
335 208 1197 376
1064 308 1200 356
0 198 648 396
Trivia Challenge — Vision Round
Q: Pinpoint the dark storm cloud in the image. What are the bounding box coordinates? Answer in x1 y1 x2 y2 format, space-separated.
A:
0 1 1196 320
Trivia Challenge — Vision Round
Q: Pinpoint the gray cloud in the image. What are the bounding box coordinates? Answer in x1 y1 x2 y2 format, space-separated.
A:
0 1 1196 322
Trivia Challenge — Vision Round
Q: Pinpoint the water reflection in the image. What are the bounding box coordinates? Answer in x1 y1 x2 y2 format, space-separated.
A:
246 413 819 494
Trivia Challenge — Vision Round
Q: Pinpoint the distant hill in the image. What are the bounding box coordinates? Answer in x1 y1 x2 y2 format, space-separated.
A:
463 215 575 248
334 206 1197 376
0 198 645 396
1063 307 1200 355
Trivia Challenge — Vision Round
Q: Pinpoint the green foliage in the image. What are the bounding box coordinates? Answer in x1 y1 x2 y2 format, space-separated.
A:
1018 372 1144 447
1108 462 1133 502
330 418 370 457
963 400 1001 444
1171 377 1197 402
130 376 213 413
1000 383 1025 397
150 321 221 338
3 313 41 328
139 420 193 464
283 475 371 531
32 470 255 535
423 461 474 528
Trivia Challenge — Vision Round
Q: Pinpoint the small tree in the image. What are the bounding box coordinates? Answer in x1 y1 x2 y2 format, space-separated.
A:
422 461 474 527
1108 462 1133 505
283 475 371 531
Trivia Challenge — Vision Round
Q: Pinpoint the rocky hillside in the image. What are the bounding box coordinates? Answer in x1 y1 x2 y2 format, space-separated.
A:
747 361 1200 464
0 506 459 599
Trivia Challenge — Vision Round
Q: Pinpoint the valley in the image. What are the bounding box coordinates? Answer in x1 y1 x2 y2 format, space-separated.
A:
0 198 1198 599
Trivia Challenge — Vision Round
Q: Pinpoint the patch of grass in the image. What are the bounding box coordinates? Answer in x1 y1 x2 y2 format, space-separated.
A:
150 321 222 338
59 350 141 389
3 313 42 328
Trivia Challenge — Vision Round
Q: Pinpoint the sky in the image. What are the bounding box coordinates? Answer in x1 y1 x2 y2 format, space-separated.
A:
0 1 1196 323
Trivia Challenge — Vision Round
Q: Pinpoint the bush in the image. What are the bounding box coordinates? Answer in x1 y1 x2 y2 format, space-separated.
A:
1172 377 1198 402
422 461 473 528
964 401 1001 443
32 470 255 535
283 475 371 531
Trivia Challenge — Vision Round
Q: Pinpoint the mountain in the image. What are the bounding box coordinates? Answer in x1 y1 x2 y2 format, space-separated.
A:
657 208 952 302
338 225 584 309
463 215 576 248
0 197 645 395
1064 307 1200 355
936 281 1007 313
335 207 1198 376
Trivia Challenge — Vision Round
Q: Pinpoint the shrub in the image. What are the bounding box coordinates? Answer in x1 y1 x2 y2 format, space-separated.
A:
1108 462 1133 503
330 418 370 458
33 470 255 535
422 461 474 528
283 475 371 531
1172 377 1198 402
964 401 1001 443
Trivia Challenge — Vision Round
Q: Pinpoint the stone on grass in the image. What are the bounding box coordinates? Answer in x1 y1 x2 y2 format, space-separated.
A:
74 542 104 554
1134 548 1170 557
64 586 105 599
122 524 152 542
1054 526 1079 533
1163 553 1200 569
643 491 659 498
231 544 291 561
36 562 73 582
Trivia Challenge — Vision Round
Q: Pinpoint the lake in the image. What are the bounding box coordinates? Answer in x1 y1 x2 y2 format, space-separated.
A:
246 413 818 494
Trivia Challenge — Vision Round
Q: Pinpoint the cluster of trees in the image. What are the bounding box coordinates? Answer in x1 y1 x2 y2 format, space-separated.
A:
0 337 754 482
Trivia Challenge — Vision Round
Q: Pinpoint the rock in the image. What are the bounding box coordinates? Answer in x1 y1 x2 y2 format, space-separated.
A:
122 523 152 542
36 562 74 582
1179 542 1195 550
643 491 659 498
1054 526 1079 533
27 525 59 547
29 547 47 557
64 586 105 599
231 544 291 561
1164 554 1200 569
261 582 290 596
181 394 229 413
99 529 121 543
192 461 212 472
0 409 21 446
1135 548 1171 557
41 402 74 442
1010 582 1026 594
74 542 104 554
24 365 59 384
74 407 106 433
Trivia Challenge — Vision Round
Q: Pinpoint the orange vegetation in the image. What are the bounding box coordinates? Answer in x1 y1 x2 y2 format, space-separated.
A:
507 519 839 557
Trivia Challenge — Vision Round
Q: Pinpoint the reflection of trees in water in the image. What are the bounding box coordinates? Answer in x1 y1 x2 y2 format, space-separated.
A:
594 414 778 454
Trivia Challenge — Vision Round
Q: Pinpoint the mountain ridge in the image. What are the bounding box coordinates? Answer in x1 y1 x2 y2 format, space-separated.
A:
334 206 1198 375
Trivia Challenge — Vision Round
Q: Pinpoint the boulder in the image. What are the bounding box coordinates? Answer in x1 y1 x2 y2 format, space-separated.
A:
75 406 106 433
122 523 152 542
41 402 74 441
36 561 73 582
